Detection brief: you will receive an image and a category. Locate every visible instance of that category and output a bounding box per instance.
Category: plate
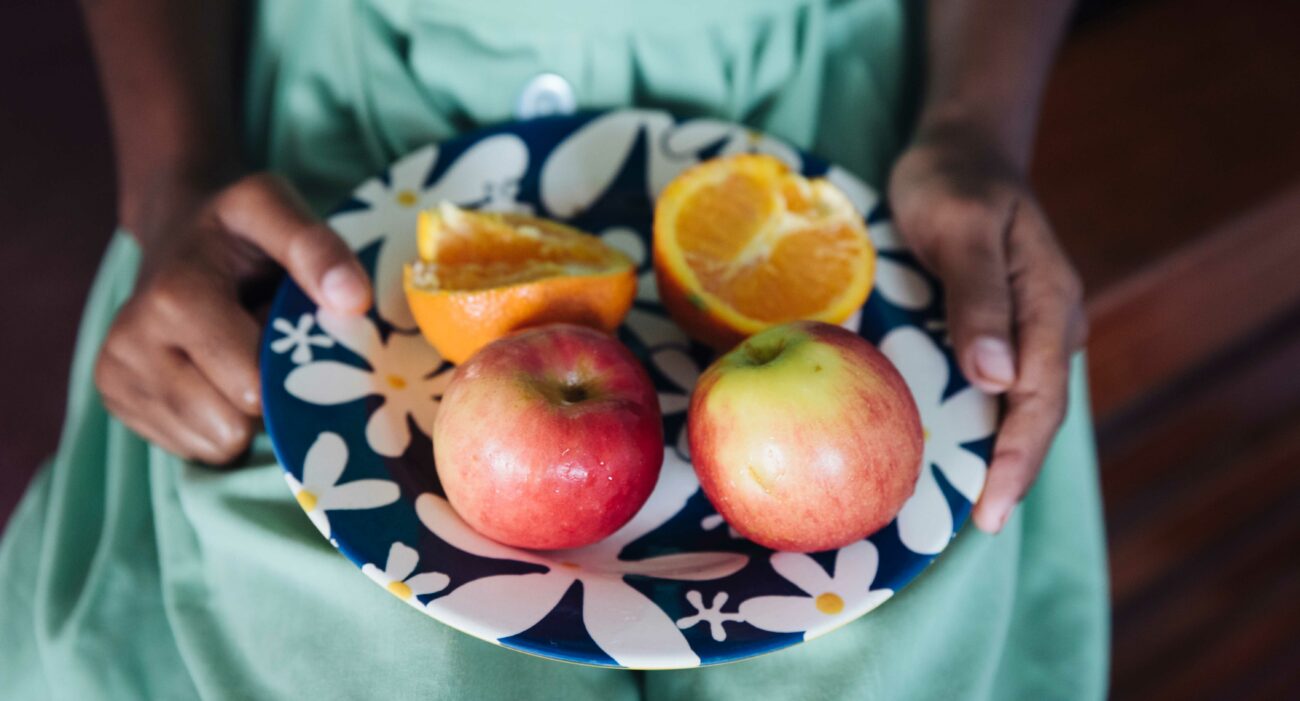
[260,110,998,669]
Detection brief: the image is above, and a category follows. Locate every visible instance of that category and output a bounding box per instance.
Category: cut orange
[403,203,636,364]
[653,154,875,351]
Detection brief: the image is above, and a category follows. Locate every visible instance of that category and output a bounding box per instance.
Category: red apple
[688,321,923,552]
[433,324,663,549]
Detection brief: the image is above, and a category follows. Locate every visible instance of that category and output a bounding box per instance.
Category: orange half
[404,203,636,364]
[652,153,875,351]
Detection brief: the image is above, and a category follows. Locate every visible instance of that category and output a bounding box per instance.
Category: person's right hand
[94,173,372,464]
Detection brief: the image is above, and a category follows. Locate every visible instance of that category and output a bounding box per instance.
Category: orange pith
[653,154,875,350]
[404,203,636,364]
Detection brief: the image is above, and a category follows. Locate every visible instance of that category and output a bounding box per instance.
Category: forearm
[79,0,241,232]
[920,0,1076,171]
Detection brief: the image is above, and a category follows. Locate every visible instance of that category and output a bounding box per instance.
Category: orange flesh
[414,207,627,291]
[670,165,871,324]
[404,204,637,364]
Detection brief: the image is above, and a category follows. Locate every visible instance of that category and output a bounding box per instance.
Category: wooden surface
[1034,0,1300,295]
[1100,310,1300,698]
[1031,0,1300,697]
[1084,183,1300,417]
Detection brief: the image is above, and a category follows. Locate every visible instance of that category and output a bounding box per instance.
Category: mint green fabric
[0,0,1108,698]
[244,0,921,212]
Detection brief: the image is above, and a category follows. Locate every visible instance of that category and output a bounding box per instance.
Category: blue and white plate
[260,110,998,669]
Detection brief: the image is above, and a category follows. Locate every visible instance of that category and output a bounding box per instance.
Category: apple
[433,324,664,549]
[688,321,923,552]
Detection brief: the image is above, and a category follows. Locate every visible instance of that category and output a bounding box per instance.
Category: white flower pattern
[362,541,451,607]
[285,310,452,458]
[285,432,401,538]
[881,326,999,554]
[700,514,743,539]
[541,111,801,219]
[826,167,935,311]
[328,136,532,328]
[676,591,744,642]
[649,346,697,459]
[600,219,701,460]
[738,541,893,639]
[262,111,998,668]
[415,454,748,668]
[599,226,658,303]
[270,313,335,364]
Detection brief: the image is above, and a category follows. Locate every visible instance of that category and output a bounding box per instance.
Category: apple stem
[559,384,589,404]
[744,340,786,366]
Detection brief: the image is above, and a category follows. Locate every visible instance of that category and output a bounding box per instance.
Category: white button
[515,73,577,120]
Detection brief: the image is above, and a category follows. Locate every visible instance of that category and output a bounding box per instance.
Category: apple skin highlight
[688,321,924,552]
[433,324,664,550]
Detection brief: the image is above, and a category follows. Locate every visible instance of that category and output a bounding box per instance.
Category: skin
[433,325,663,549]
[890,0,1088,532]
[689,322,923,552]
[84,0,1085,534]
[80,0,371,463]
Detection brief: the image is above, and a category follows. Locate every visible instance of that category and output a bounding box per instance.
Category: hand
[95,173,372,464]
[888,121,1088,533]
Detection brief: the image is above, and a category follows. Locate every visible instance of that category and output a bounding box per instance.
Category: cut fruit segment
[404,203,636,364]
[653,154,876,351]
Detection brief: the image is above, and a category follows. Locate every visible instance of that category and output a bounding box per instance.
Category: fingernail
[972,336,1016,391]
[321,265,369,313]
[974,506,1003,533]
[974,503,1010,534]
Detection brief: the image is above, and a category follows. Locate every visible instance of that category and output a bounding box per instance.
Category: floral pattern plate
[260,110,998,669]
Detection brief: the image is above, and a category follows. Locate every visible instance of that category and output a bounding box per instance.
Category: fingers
[96,351,218,459]
[93,170,352,464]
[972,202,1084,532]
[155,349,255,461]
[95,300,256,465]
[215,174,371,314]
[888,139,1084,533]
[145,264,263,415]
[974,389,1066,532]
[889,168,1021,394]
[930,198,1019,395]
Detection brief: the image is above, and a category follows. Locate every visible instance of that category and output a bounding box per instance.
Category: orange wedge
[653,154,875,351]
[403,203,636,364]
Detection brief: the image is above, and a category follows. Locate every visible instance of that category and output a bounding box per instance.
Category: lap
[0,236,637,700]
[645,357,1108,700]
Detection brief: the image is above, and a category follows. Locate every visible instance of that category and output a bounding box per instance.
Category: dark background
[2,1,1298,697]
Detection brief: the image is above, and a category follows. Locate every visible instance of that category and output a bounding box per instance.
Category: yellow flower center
[386,374,408,390]
[295,489,318,512]
[815,592,844,615]
[387,580,413,600]
[395,189,418,207]
[923,427,931,442]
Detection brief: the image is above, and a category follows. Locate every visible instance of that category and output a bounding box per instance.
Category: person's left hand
[887,120,1088,533]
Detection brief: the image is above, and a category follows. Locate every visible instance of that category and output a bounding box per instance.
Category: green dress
[0,0,1109,698]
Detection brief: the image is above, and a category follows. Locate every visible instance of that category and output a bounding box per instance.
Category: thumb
[933,213,1017,395]
[215,173,371,314]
